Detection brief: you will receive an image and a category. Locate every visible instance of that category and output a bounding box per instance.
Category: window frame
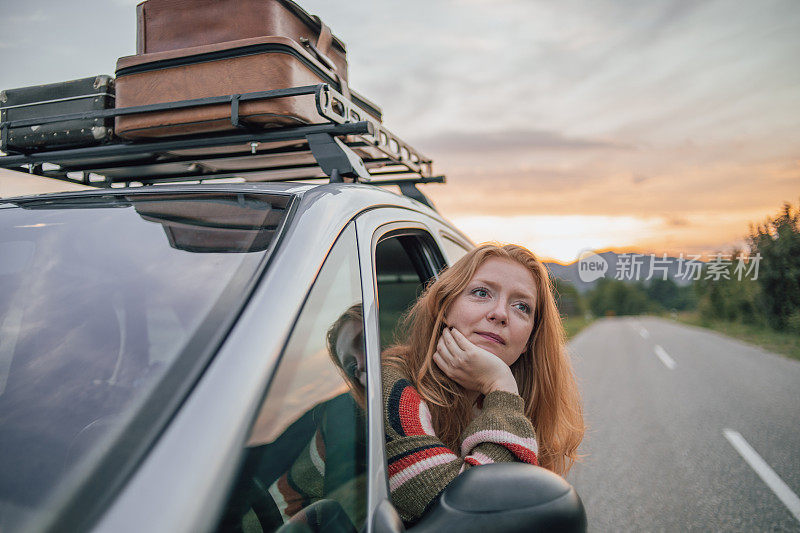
[354,209,448,529]
[438,231,472,265]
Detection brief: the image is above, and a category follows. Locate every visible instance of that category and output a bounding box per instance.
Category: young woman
[382,243,585,523]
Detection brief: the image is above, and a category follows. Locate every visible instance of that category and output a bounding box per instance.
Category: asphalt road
[566,316,800,532]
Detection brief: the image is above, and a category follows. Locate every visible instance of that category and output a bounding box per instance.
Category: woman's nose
[487,301,508,324]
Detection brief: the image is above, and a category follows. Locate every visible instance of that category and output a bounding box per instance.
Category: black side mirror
[409,463,586,533]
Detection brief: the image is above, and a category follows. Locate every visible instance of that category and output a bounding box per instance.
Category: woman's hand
[433,327,519,396]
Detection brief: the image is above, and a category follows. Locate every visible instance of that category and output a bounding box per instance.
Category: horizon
[454,203,792,263]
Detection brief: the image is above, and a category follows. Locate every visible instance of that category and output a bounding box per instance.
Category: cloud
[666,216,689,227]
[425,154,798,222]
[416,129,633,155]
[5,9,46,23]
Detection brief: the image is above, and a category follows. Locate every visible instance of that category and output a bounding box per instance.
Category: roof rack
[0,83,444,205]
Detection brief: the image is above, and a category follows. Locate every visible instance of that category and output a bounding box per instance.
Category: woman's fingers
[437,334,453,360]
[433,351,454,378]
[433,350,445,369]
[436,337,457,367]
[436,335,464,377]
[442,327,464,357]
[439,331,459,364]
[448,327,470,351]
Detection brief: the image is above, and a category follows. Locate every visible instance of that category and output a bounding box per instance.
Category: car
[1,61,585,532]
[0,178,586,533]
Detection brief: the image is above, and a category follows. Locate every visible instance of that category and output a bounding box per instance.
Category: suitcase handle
[305,17,350,102]
[301,16,338,73]
[299,37,336,72]
[313,16,333,55]
[300,32,350,101]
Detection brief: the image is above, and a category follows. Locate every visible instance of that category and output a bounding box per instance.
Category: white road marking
[639,328,650,339]
[654,345,676,369]
[723,429,800,524]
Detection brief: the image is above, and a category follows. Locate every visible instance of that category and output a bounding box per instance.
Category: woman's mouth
[477,332,506,345]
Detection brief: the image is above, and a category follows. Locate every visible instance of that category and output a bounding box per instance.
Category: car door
[354,207,457,531]
[208,206,459,533]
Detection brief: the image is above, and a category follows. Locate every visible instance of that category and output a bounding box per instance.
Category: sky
[1,0,798,262]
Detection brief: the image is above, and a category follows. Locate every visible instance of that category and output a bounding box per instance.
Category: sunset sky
[1,0,798,262]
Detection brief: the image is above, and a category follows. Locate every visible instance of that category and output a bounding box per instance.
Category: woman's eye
[514,302,531,314]
[342,357,357,376]
[471,288,489,298]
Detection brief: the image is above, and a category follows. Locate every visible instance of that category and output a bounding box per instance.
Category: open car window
[375,230,444,350]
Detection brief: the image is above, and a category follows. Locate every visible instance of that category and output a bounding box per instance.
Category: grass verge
[672,311,800,362]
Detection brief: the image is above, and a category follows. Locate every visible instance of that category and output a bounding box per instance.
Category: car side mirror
[408,463,587,533]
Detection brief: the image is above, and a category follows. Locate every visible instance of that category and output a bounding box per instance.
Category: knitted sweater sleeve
[382,365,538,523]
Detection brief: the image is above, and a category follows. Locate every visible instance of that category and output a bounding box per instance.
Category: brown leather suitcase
[114,36,380,139]
[136,0,348,81]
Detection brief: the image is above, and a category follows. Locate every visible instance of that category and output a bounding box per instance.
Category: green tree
[693,247,764,326]
[748,201,800,332]
[552,277,584,318]
[587,278,651,316]
[646,278,681,310]
[646,278,697,312]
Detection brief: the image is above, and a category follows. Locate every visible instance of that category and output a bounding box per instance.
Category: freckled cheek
[456,303,483,322]
[511,322,534,350]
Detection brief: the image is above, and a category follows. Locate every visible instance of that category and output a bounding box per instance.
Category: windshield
[0,191,291,531]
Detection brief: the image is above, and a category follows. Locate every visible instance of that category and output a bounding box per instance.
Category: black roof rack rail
[0,83,444,206]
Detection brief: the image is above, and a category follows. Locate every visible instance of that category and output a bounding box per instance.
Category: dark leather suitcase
[0,76,115,152]
[114,36,380,139]
[136,0,348,81]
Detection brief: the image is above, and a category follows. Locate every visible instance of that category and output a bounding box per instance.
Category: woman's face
[335,319,366,387]
[444,257,537,366]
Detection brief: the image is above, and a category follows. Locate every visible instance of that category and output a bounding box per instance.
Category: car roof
[1,181,464,236]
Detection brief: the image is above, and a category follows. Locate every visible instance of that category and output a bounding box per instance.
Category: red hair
[384,244,584,475]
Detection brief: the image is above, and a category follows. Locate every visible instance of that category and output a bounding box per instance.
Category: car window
[375,231,442,349]
[216,222,367,533]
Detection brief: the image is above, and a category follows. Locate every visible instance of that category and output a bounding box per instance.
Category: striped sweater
[263,393,367,530]
[382,365,539,524]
